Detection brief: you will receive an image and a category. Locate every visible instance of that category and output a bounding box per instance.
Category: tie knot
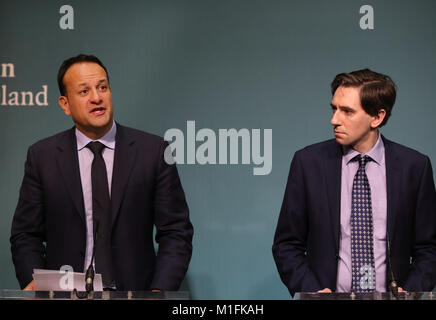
[86,141,105,155]
[355,154,371,168]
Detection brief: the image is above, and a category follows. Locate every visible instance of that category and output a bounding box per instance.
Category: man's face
[58,62,113,139]
[330,86,379,151]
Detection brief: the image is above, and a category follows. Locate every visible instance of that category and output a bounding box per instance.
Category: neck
[76,122,113,140]
[352,129,379,154]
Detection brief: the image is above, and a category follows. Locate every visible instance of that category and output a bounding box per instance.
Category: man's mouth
[90,107,106,115]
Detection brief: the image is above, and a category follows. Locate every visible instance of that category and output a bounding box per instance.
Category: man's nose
[89,89,102,104]
[331,110,340,126]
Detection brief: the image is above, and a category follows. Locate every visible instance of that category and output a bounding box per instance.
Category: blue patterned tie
[351,155,376,292]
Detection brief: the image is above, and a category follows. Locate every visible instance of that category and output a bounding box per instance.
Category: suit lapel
[56,127,86,224]
[382,136,400,241]
[324,141,343,252]
[110,123,137,229]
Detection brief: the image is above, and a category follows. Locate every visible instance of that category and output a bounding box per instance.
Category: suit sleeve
[10,147,46,289]
[151,140,193,290]
[272,151,322,296]
[403,156,436,291]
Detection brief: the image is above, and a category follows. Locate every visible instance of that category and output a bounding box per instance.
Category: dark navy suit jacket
[10,123,193,290]
[273,136,436,296]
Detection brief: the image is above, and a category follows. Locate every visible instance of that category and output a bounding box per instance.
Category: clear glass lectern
[295,291,435,300]
[0,289,189,300]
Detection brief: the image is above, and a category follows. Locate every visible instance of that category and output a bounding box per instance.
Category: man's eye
[99,85,107,91]
[80,89,88,95]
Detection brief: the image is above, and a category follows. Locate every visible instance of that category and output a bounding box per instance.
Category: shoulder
[117,123,162,141]
[27,128,74,153]
[294,139,340,159]
[382,136,430,164]
[116,123,167,152]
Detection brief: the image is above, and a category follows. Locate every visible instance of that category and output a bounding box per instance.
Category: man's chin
[75,118,113,138]
[334,136,348,146]
[89,115,113,128]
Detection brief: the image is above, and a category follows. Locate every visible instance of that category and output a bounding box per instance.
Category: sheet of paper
[32,269,103,291]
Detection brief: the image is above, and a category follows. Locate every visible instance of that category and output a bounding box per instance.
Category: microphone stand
[386,230,399,299]
[74,221,99,299]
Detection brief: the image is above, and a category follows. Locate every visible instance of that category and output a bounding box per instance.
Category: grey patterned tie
[351,155,376,292]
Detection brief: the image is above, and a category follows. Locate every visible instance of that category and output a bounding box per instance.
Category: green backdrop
[1,0,435,299]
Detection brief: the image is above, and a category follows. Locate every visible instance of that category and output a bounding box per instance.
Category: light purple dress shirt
[75,121,116,272]
[336,133,387,292]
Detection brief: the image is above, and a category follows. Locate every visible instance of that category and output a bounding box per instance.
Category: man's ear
[58,96,71,116]
[370,109,386,128]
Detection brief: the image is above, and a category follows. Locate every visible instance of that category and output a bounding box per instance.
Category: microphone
[74,220,99,299]
[386,230,399,298]
[86,220,99,293]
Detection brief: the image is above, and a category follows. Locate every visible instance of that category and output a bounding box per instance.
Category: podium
[0,289,189,300]
[295,291,436,300]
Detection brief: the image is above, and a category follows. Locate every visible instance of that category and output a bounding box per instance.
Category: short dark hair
[57,54,109,96]
[331,68,396,127]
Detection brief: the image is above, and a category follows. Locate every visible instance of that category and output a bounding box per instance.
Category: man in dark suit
[10,54,193,291]
[273,69,436,296]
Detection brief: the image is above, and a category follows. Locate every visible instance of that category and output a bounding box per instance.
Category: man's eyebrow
[331,103,353,110]
[339,106,354,111]
[77,79,107,87]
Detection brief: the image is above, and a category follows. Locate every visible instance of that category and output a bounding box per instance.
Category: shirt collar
[342,132,384,166]
[76,121,116,151]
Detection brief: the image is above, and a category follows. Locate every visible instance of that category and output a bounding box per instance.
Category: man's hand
[23,280,37,291]
[398,287,406,293]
